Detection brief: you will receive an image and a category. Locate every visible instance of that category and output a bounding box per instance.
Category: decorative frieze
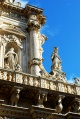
[1,10,27,22]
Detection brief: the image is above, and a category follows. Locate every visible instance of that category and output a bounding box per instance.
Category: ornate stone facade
[0,0,80,119]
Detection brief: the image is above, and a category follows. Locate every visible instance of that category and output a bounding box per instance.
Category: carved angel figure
[51,47,61,70]
[4,48,18,70]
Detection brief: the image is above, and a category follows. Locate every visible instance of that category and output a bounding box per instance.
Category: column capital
[30,58,41,66]
[27,15,41,30]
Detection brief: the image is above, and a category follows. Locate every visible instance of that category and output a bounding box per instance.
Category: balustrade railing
[0,68,80,96]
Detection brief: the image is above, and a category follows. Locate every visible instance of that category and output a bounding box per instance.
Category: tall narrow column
[28,15,41,76]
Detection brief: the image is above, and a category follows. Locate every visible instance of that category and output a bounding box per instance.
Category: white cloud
[41,25,55,37]
[40,25,48,33]
[47,30,55,37]
[30,0,40,7]
[15,0,28,7]
[67,73,77,84]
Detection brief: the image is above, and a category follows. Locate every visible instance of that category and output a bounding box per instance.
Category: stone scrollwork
[5,0,21,7]
[27,15,40,30]
[39,63,50,78]
[3,35,22,48]
[30,58,41,66]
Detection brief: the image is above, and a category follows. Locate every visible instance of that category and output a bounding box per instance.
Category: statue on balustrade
[4,48,18,70]
[51,47,62,71]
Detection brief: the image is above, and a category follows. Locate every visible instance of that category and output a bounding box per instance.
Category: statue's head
[54,47,58,53]
[10,47,14,51]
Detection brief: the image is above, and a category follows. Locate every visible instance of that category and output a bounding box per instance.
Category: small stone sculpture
[56,96,63,113]
[15,64,22,72]
[14,2,21,7]
[10,89,20,106]
[51,47,62,71]
[37,93,47,108]
[74,77,80,84]
[4,48,18,70]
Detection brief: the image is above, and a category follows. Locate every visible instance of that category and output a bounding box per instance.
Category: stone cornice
[0,104,29,118]
[25,5,46,25]
[0,2,46,25]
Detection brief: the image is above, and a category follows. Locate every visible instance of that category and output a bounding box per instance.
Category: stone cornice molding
[25,4,46,25]
[0,104,29,118]
[0,23,26,38]
[0,2,46,26]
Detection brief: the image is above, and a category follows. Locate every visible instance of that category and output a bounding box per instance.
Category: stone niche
[0,34,28,72]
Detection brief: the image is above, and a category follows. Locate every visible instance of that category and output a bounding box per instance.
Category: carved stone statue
[4,48,18,70]
[10,89,20,106]
[74,77,80,84]
[14,2,21,7]
[56,95,64,113]
[37,93,47,108]
[51,47,62,71]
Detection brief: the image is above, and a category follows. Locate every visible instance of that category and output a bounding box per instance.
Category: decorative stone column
[27,15,41,76]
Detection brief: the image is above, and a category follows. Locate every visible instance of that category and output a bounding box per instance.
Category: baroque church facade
[0,0,80,119]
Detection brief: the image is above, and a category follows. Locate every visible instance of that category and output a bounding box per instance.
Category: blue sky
[15,0,80,82]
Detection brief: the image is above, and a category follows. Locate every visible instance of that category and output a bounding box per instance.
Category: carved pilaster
[27,15,41,76]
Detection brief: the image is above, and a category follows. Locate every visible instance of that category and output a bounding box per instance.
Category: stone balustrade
[0,68,80,96]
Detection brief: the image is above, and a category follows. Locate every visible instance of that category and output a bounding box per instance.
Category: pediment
[6,27,26,38]
[0,24,26,38]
